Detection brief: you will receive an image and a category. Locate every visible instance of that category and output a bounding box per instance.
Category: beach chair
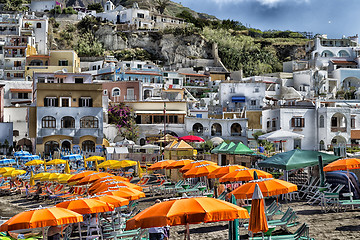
[299,177,319,199]
[266,203,282,220]
[177,182,204,194]
[245,208,295,229]
[321,192,340,213]
[307,184,344,205]
[251,223,312,240]
[163,180,184,194]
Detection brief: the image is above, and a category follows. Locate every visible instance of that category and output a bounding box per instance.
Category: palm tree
[154,0,170,14]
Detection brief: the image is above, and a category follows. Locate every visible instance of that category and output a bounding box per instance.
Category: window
[351,116,356,129]
[60,97,71,107]
[126,88,134,100]
[137,64,142,69]
[18,92,28,99]
[137,13,144,18]
[44,97,58,107]
[36,23,41,28]
[163,73,168,77]
[42,116,56,128]
[38,77,45,83]
[291,117,305,128]
[61,116,75,128]
[153,115,164,123]
[58,60,68,66]
[79,97,93,107]
[126,63,130,68]
[272,120,276,128]
[80,116,99,128]
[331,117,337,127]
[47,77,55,83]
[294,139,302,149]
[82,140,95,152]
[319,115,325,128]
[196,114,202,118]
[112,88,120,96]
[254,88,259,93]
[250,100,257,106]
[267,121,270,128]
[173,78,179,85]
[168,115,178,123]
[75,78,83,84]
[92,65,97,70]
[13,130,19,137]
[230,87,235,93]
[103,89,108,95]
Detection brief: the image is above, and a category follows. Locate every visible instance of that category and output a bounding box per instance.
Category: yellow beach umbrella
[25,160,45,166]
[33,172,50,180]
[0,167,15,174]
[44,161,47,172]
[111,160,137,169]
[85,156,105,162]
[98,160,120,169]
[3,170,26,178]
[83,155,87,169]
[65,161,71,174]
[46,159,67,165]
[57,174,72,184]
[41,173,61,182]
[30,171,35,186]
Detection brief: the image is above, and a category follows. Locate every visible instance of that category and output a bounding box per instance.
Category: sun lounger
[250,223,312,240]
[177,182,203,194]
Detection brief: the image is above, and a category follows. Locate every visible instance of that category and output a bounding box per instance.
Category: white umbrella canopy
[258,129,304,141]
[210,137,224,146]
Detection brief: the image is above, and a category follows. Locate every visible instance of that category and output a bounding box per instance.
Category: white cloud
[211,0,309,7]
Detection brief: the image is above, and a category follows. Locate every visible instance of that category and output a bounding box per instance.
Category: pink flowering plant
[108,103,139,141]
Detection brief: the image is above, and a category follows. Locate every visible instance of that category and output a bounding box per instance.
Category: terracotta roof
[331,60,357,65]
[351,130,360,139]
[10,88,31,93]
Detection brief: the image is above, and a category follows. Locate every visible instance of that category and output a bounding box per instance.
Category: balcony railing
[331,127,347,132]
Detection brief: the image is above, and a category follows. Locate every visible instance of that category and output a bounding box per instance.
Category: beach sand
[1,193,360,239]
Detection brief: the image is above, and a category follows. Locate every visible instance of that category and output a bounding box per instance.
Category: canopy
[148,160,175,171]
[62,154,83,161]
[171,140,194,150]
[14,150,31,157]
[258,129,304,141]
[217,142,236,154]
[209,137,224,146]
[258,149,340,170]
[0,159,16,165]
[25,160,44,166]
[178,135,205,142]
[228,142,254,155]
[211,142,228,154]
[323,158,360,172]
[56,198,114,215]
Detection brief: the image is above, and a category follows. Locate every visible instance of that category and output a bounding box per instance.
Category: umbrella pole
[78,222,82,240]
[185,223,190,240]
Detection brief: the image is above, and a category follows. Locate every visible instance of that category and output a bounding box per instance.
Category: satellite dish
[62,68,68,73]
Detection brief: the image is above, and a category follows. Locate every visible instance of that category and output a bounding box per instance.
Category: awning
[135,110,186,114]
[232,96,245,102]
[351,130,360,139]
[10,88,31,93]
[106,147,129,154]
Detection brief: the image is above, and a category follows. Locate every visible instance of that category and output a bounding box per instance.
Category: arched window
[112,88,120,96]
[36,22,41,28]
[192,123,203,135]
[80,116,99,128]
[44,141,59,155]
[61,116,75,128]
[319,140,325,151]
[319,115,325,128]
[29,59,43,66]
[61,140,71,150]
[321,50,334,57]
[231,123,242,136]
[82,140,95,152]
[42,116,56,128]
[211,123,222,136]
[338,50,350,57]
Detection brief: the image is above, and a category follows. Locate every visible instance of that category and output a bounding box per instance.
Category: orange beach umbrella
[102,188,145,200]
[183,164,220,178]
[220,169,273,183]
[0,207,83,231]
[207,165,247,179]
[180,160,217,173]
[248,184,268,235]
[165,159,194,169]
[323,158,360,172]
[91,176,130,185]
[92,195,129,208]
[67,171,97,183]
[76,172,114,185]
[231,178,297,199]
[125,197,249,234]
[89,180,142,193]
[148,160,176,171]
[56,198,114,215]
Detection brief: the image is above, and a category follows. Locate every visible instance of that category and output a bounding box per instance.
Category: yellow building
[28,72,103,156]
[25,50,81,80]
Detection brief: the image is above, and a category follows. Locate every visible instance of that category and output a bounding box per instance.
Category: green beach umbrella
[218,142,236,154]
[228,142,254,155]
[211,142,228,154]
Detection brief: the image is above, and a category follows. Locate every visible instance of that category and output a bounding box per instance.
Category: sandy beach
[1,189,360,239]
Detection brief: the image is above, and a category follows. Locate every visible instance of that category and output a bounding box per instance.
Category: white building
[29,0,56,12]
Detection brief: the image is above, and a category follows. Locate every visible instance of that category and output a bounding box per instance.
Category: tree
[74,32,104,57]
[108,103,139,142]
[3,0,27,11]
[154,0,170,14]
[88,3,104,13]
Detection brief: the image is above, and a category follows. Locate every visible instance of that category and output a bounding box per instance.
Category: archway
[319,140,325,150]
[338,50,350,57]
[61,140,71,151]
[44,141,59,155]
[144,90,152,99]
[321,50,334,57]
[211,123,222,136]
[231,123,242,136]
[82,140,95,152]
[192,123,203,135]
[331,113,347,132]
[331,136,347,145]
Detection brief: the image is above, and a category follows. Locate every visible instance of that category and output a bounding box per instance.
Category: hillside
[61,0,216,19]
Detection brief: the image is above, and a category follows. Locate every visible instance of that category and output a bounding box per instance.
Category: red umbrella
[178,135,205,142]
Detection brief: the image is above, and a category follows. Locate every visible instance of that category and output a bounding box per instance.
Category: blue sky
[173,0,359,38]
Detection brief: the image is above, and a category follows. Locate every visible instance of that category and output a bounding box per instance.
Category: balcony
[224,107,242,113]
[331,127,347,132]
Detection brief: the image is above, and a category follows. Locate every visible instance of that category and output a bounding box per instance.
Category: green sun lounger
[250,223,313,240]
